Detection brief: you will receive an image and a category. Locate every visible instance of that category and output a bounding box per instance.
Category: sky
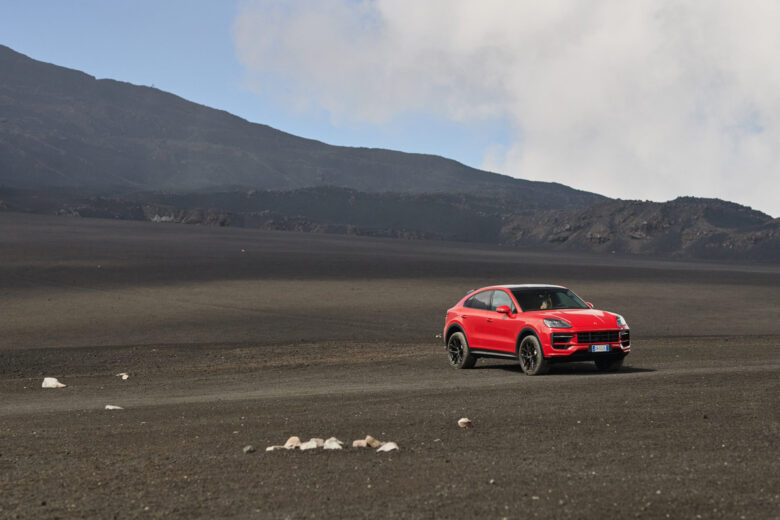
[1,0,778,217]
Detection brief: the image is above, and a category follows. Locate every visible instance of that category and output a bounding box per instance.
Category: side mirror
[586,302,594,308]
[496,305,511,315]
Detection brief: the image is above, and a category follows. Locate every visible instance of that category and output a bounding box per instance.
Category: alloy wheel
[520,340,538,372]
[447,336,464,366]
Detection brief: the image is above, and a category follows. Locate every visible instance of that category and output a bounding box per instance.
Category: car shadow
[473,361,655,375]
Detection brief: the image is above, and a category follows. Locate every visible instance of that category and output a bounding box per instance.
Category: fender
[444,323,466,347]
[515,326,542,355]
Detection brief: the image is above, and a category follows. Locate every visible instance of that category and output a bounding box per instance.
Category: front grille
[551,333,575,349]
[577,330,620,344]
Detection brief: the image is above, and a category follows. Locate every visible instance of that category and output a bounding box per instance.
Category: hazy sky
[1,1,778,216]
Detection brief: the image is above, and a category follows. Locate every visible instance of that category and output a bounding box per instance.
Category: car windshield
[510,288,589,311]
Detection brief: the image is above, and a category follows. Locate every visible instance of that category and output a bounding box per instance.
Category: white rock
[323,438,343,450]
[42,377,66,389]
[116,372,129,380]
[243,445,256,454]
[352,439,368,448]
[458,417,472,428]
[284,436,301,449]
[300,440,319,451]
[310,438,325,447]
[104,405,124,410]
[377,442,399,452]
[365,435,382,448]
[265,445,285,452]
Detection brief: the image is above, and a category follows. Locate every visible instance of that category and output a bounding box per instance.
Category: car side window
[490,290,515,312]
[464,290,492,310]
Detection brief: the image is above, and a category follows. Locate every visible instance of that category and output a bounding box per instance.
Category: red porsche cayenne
[443,285,630,375]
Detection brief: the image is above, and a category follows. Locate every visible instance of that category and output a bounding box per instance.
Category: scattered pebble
[284,436,301,450]
[42,377,66,389]
[265,446,285,452]
[116,372,129,380]
[458,418,472,428]
[243,445,256,454]
[104,405,124,410]
[352,439,368,448]
[323,437,344,450]
[377,442,399,452]
[365,435,382,448]
[300,439,319,451]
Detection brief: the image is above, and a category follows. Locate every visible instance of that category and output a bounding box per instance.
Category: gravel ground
[1,213,778,519]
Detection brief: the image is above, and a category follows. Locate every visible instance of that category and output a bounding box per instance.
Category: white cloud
[234,0,780,216]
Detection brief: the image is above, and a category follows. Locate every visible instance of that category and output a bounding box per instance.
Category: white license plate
[590,344,611,353]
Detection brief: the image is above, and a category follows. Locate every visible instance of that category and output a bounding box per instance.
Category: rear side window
[490,290,516,312]
[464,290,492,310]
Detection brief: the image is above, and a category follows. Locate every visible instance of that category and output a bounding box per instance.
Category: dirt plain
[0,212,778,519]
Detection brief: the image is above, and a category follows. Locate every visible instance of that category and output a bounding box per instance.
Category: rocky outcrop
[501,198,779,262]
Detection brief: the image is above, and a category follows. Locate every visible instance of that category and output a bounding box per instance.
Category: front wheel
[595,356,624,372]
[447,332,476,369]
[518,335,549,375]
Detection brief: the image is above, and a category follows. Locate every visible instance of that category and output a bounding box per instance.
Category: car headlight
[544,318,572,328]
[616,315,628,327]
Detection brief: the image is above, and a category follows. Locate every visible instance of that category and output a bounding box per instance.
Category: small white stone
[42,377,66,389]
[116,372,129,380]
[300,440,319,451]
[284,436,301,450]
[243,445,256,454]
[352,439,368,448]
[365,435,382,448]
[104,405,124,410]
[323,438,343,450]
[377,442,399,452]
[265,445,285,452]
[458,418,472,428]
[310,438,325,447]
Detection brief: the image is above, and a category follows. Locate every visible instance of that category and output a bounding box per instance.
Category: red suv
[443,285,630,375]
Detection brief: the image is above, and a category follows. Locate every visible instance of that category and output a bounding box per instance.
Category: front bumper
[544,328,631,358]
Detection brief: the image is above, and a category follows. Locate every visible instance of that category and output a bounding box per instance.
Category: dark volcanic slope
[502,197,780,262]
[0,44,601,207]
[1,214,778,518]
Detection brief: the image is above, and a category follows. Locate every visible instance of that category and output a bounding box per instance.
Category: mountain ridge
[0,44,602,208]
[0,43,777,262]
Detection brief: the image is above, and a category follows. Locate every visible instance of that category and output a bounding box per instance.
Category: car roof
[493,284,566,290]
[466,284,566,295]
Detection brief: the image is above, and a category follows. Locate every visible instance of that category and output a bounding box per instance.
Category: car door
[460,290,493,349]
[483,289,520,352]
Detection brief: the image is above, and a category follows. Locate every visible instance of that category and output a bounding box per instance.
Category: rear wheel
[595,356,624,372]
[447,332,476,369]
[518,335,549,375]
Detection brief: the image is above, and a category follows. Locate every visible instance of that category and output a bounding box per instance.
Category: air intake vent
[551,333,575,349]
[577,330,620,343]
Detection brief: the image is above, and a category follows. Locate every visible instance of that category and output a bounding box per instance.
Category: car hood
[535,309,619,329]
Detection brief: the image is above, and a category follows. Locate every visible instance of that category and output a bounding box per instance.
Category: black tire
[518,335,549,375]
[594,356,624,372]
[447,332,476,369]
